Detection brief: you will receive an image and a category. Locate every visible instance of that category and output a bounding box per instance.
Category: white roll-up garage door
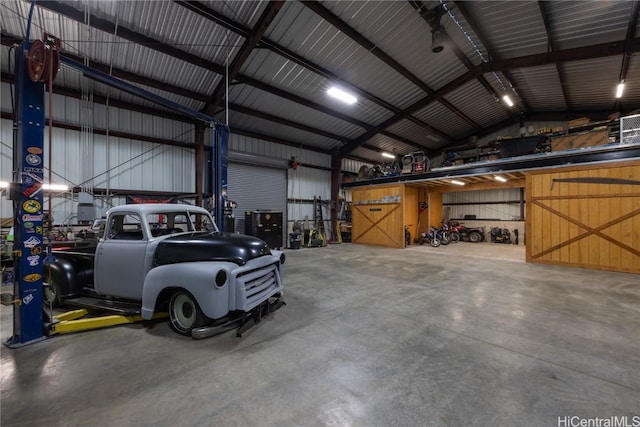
[227,162,287,244]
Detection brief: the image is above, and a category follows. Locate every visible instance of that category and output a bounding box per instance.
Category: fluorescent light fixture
[327,87,357,105]
[42,183,69,191]
[450,179,465,186]
[502,95,514,107]
[616,82,625,98]
[381,152,396,159]
[494,175,507,182]
[0,181,9,188]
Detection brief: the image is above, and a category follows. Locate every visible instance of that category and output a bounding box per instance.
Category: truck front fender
[141,261,239,320]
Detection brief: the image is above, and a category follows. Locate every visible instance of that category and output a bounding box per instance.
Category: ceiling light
[502,95,514,107]
[494,175,507,182]
[381,152,395,159]
[327,87,357,105]
[431,30,445,53]
[42,183,69,191]
[450,179,465,186]
[616,82,625,98]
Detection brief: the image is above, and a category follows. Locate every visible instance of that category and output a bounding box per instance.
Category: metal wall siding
[547,1,632,50]
[443,188,522,221]
[227,132,331,169]
[508,65,567,111]
[287,166,331,223]
[341,158,372,174]
[443,79,509,128]
[227,111,342,151]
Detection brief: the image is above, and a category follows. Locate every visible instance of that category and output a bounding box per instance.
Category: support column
[330,149,341,241]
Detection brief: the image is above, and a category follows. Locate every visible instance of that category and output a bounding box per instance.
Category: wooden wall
[352,184,418,248]
[526,160,640,274]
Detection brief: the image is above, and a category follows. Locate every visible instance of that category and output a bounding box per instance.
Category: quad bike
[449,221,485,243]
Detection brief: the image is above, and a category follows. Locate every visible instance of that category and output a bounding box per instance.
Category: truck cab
[45,204,285,337]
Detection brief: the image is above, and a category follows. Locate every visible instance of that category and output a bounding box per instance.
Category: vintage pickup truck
[43,203,285,338]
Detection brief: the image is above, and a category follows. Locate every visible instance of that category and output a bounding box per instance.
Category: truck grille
[235,263,282,311]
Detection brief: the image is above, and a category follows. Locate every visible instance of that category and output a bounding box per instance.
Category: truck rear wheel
[43,280,62,308]
[169,290,205,336]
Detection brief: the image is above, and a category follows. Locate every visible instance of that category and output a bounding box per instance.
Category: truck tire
[43,280,62,308]
[169,290,206,336]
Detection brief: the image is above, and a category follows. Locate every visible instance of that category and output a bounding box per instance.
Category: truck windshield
[146,211,218,235]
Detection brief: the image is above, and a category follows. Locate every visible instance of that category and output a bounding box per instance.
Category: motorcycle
[417,226,441,247]
[448,221,485,243]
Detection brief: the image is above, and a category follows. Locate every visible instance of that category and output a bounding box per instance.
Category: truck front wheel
[168,290,206,335]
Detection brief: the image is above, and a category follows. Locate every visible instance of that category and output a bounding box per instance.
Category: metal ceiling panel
[508,65,567,111]
[199,0,270,28]
[240,48,393,126]
[226,109,342,151]
[316,1,470,92]
[456,1,547,60]
[385,120,445,150]
[563,57,624,110]
[620,55,640,106]
[365,133,424,157]
[348,146,380,163]
[546,1,632,50]
[413,102,477,145]
[264,1,424,110]
[227,83,365,140]
[444,79,510,128]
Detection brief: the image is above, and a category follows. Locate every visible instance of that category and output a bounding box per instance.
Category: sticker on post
[22,294,34,305]
[23,236,41,248]
[23,200,41,213]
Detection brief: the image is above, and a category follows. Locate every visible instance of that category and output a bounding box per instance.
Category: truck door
[94,212,147,300]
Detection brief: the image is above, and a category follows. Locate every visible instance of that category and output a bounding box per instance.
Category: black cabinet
[245,211,283,249]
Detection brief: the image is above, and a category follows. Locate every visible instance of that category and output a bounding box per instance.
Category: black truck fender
[44,251,95,302]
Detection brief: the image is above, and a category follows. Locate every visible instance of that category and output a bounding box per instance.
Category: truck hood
[154,232,272,266]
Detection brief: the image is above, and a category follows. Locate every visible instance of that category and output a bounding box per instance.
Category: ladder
[313,196,325,236]
[309,196,326,246]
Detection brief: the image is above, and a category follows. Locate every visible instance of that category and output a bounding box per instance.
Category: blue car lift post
[4,37,47,347]
[4,21,229,345]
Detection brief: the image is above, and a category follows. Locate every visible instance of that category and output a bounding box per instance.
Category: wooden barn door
[352,184,405,248]
[526,160,640,274]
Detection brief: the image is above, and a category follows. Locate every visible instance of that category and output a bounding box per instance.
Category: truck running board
[191,297,286,340]
[64,296,142,315]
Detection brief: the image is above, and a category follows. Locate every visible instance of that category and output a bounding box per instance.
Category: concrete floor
[1,242,639,427]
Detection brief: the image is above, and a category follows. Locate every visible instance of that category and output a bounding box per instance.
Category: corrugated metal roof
[458,1,548,60]
[1,0,638,165]
[227,82,365,140]
[240,48,393,126]
[508,64,567,112]
[443,79,510,128]
[563,57,624,110]
[547,1,632,50]
[413,102,477,144]
[264,2,424,110]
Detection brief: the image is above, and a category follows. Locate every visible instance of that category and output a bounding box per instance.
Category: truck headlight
[215,270,227,288]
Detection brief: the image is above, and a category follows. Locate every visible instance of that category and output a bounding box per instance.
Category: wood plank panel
[527,160,640,274]
[352,184,404,248]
